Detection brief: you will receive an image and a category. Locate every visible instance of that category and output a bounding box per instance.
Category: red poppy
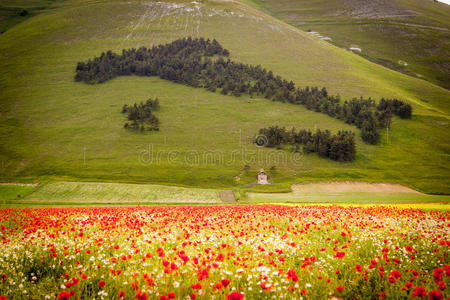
[213,282,223,291]
[191,283,202,290]
[433,268,443,282]
[287,268,298,282]
[98,280,105,288]
[428,290,443,300]
[227,292,244,300]
[58,291,71,300]
[391,270,402,279]
[412,286,427,298]
[221,279,231,287]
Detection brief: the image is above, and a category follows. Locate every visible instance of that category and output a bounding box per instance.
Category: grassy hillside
[244,0,450,89]
[0,0,449,193]
[0,184,36,201]
[0,0,65,33]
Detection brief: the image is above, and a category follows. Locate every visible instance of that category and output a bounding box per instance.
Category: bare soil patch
[292,181,423,194]
[0,182,39,187]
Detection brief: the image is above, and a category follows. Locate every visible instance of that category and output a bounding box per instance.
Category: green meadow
[0,184,36,201]
[248,191,450,205]
[1,181,220,204]
[0,0,449,194]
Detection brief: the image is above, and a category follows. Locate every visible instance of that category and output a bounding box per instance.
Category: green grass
[0,0,66,33]
[248,191,450,205]
[9,181,221,204]
[0,0,449,193]
[0,184,36,203]
[243,0,450,89]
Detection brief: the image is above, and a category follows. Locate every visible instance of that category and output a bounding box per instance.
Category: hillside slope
[0,0,449,193]
[244,0,450,89]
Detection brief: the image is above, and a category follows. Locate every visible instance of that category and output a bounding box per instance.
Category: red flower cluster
[0,205,447,299]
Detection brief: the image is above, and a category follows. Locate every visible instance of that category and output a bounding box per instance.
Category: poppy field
[0,205,448,299]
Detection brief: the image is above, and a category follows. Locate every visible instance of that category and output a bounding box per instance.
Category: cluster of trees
[377,98,412,119]
[75,37,413,144]
[75,37,228,84]
[122,98,160,131]
[257,126,356,162]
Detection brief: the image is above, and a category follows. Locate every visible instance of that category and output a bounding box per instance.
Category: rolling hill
[0,0,449,193]
[243,0,450,89]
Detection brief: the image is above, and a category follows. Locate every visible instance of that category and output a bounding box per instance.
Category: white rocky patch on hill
[121,1,285,44]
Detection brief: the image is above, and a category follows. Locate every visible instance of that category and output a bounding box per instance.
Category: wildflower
[221,279,231,287]
[191,283,202,290]
[156,248,164,257]
[197,269,209,280]
[391,270,402,279]
[428,290,443,300]
[98,280,105,288]
[58,291,71,300]
[287,269,298,282]
[227,291,244,300]
[412,286,427,298]
[213,282,223,291]
[336,286,343,293]
[433,268,443,283]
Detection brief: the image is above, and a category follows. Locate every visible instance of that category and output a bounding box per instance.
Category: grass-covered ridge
[244,0,450,89]
[0,0,449,193]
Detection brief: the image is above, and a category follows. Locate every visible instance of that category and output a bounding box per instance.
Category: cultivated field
[6,181,221,205]
[2,181,449,207]
[249,182,450,205]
